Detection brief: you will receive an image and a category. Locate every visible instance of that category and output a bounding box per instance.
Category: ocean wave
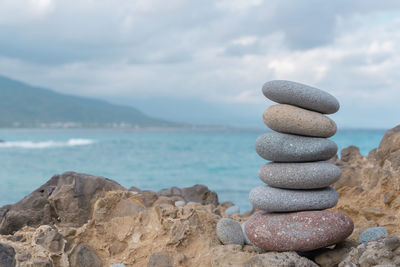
[0,139,95,149]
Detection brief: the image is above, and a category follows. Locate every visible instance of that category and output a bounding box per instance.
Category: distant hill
[0,75,174,128]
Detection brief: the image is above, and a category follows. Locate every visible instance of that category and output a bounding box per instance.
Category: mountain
[0,75,173,128]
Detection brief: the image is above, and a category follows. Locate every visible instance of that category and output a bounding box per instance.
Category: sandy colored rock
[263,104,337,137]
[331,125,400,240]
[0,188,241,266]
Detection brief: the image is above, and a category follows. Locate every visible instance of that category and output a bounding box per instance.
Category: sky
[0,0,400,128]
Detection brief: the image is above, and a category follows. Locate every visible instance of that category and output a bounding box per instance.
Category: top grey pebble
[262,80,340,114]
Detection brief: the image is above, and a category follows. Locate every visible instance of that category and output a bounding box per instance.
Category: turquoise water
[0,128,385,212]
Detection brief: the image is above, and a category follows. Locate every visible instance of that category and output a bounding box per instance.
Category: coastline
[0,125,399,266]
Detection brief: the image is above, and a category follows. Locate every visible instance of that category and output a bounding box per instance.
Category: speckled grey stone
[111,264,126,267]
[255,132,338,162]
[258,162,341,189]
[262,80,340,114]
[359,227,388,243]
[225,205,240,216]
[216,218,244,245]
[249,185,338,212]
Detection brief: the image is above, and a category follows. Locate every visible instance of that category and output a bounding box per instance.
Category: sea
[0,128,386,212]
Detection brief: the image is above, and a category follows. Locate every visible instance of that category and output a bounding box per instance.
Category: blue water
[0,128,385,211]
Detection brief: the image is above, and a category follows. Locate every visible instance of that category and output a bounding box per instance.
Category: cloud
[0,0,400,127]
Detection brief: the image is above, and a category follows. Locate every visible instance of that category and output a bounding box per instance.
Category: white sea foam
[0,139,94,149]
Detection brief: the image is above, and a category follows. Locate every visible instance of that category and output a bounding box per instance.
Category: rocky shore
[1,126,400,266]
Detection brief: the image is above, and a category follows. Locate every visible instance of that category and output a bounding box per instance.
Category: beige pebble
[263,104,337,137]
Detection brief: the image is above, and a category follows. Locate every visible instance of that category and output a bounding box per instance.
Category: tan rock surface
[332,125,400,241]
[0,190,254,266]
[263,104,337,137]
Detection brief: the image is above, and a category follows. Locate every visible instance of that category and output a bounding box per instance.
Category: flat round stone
[216,218,244,245]
[255,132,338,162]
[263,104,337,138]
[249,185,338,212]
[262,80,340,114]
[245,210,354,251]
[258,162,341,189]
[359,227,388,243]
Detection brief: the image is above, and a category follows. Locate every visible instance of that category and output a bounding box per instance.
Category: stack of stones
[244,80,354,252]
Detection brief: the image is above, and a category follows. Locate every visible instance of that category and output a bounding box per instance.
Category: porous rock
[0,172,125,234]
[35,225,65,253]
[339,236,400,266]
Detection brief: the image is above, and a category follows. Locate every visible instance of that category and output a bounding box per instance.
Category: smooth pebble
[245,210,354,251]
[174,201,185,207]
[359,227,388,243]
[258,162,341,189]
[255,132,338,162]
[263,104,337,138]
[216,218,244,245]
[249,185,338,212]
[262,80,340,114]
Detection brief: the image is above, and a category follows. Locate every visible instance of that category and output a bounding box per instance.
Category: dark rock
[158,186,182,197]
[15,252,31,262]
[157,184,218,206]
[139,190,158,207]
[128,186,141,193]
[368,148,377,161]
[0,172,125,234]
[32,259,52,267]
[314,240,357,267]
[6,235,25,243]
[147,253,173,267]
[69,244,103,267]
[0,243,16,267]
[250,252,318,267]
[35,226,65,253]
[340,146,362,162]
